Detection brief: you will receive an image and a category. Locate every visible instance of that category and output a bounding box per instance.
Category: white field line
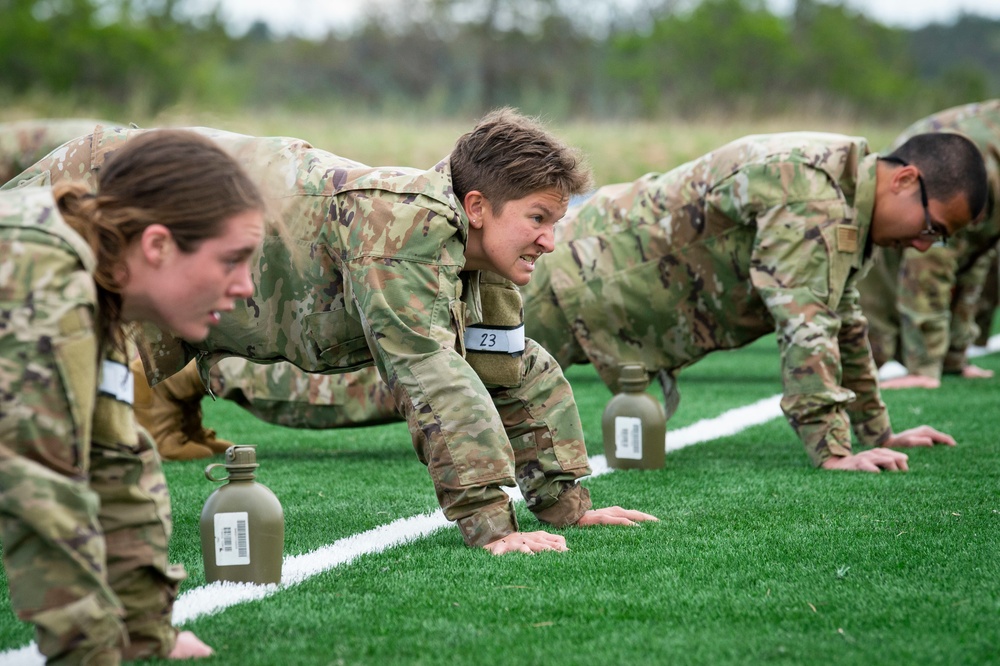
[0,393,784,664]
[4,335,998,664]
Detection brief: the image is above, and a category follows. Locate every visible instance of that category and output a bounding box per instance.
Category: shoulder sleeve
[735,164,869,466]
[344,198,519,546]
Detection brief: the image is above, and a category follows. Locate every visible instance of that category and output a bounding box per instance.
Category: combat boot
[131,358,233,461]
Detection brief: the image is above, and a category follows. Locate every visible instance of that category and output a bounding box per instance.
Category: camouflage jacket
[0,187,187,660]
[541,132,891,466]
[880,101,1000,377]
[0,186,100,457]
[5,125,588,545]
[0,119,115,186]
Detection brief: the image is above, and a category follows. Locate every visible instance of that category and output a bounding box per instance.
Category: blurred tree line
[2,0,998,120]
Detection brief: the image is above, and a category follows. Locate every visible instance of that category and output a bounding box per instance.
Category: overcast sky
[202,0,1000,39]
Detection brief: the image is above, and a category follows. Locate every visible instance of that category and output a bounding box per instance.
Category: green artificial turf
[1,338,998,665]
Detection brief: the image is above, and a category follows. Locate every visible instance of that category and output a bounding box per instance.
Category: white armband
[464,324,525,355]
[98,359,134,405]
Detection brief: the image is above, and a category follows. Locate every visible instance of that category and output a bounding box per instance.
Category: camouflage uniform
[859,100,1000,378]
[6,125,592,548]
[0,188,183,664]
[0,119,115,186]
[974,253,998,345]
[519,132,891,467]
[208,357,399,429]
[2,121,399,437]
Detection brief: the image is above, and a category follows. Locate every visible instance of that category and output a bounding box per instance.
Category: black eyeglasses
[880,156,950,242]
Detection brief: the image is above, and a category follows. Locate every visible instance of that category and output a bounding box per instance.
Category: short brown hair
[450,108,592,214]
[55,129,263,350]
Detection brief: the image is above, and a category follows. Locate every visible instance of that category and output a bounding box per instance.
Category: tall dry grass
[2,105,903,186]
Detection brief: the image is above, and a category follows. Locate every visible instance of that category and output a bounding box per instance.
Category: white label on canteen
[615,416,643,460]
[214,511,250,566]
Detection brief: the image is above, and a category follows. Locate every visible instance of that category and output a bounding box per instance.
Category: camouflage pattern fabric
[519,132,892,467]
[974,253,999,345]
[859,100,1000,378]
[209,357,399,429]
[0,187,182,664]
[6,125,592,548]
[0,119,116,186]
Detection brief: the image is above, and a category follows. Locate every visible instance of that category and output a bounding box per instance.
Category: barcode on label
[237,519,248,558]
[214,512,251,566]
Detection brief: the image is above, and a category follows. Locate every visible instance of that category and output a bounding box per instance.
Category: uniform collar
[852,153,879,266]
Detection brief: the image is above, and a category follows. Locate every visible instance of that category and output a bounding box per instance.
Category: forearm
[781,334,890,464]
[838,293,891,445]
[448,487,520,548]
[490,341,592,526]
[392,349,522,545]
[768,288,857,465]
[781,393,854,466]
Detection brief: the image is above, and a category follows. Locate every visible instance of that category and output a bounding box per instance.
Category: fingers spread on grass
[576,506,659,527]
[822,449,908,473]
[483,531,568,555]
[890,425,957,448]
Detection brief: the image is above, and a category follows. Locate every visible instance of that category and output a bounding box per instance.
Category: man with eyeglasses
[519,130,987,472]
[860,100,1000,389]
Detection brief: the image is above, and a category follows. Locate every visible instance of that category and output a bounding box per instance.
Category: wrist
[457,502,518,548]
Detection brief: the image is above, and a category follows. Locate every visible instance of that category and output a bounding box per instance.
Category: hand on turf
[168,631,214,659]
[961,364,994,379]
[821,448,909,472]
[576,506,659,527]
[885,425,956,449]
[879,374,940,390]
[483,531,569,555]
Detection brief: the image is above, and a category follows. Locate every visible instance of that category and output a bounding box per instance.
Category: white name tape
[98,359,134,405]
[464,324,525,355]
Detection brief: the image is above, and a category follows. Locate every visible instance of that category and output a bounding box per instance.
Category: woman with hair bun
[0,129,264,663]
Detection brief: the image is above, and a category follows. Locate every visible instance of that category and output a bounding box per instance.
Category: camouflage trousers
[0,437,184,665]
[974,253,999,346]
[207,357,401,429]
[0,238,181,665]
[860,244,996,378]
[521,256,682,418]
